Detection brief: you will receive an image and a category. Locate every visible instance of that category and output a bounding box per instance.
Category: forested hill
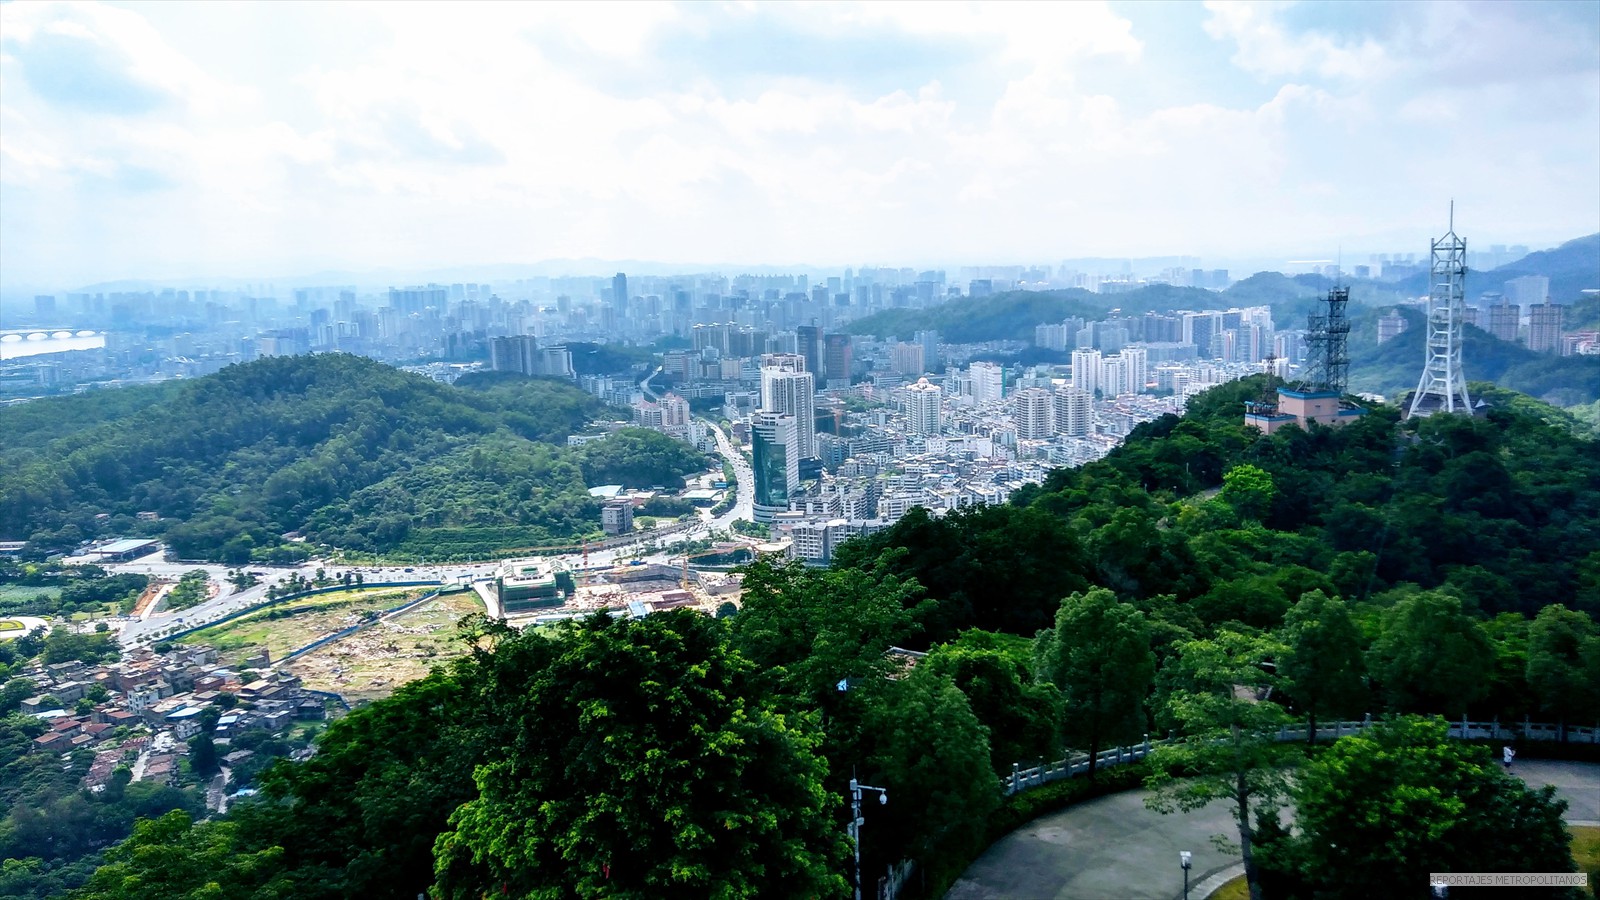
[1348,307,1600,407]
[834,379,1600,644]
[0,354,706,562]
[844,277,1412,344]
[1393,232,1600,302]
[845,286,1221,342]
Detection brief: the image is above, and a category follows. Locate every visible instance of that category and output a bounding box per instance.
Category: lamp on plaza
[1180,850,1193,900]
[846,775,889,900]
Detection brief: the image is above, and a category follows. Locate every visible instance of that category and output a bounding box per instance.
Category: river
[0,331,106,360]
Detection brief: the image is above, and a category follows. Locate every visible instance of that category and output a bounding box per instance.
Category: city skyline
[2,1,1597,291]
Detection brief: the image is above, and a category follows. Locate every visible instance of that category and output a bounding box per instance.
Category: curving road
[945,760,1600,900]
[706,420,754,529]
[103,423,754,647]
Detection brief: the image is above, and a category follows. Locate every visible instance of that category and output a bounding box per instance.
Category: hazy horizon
[2,1,1597,290]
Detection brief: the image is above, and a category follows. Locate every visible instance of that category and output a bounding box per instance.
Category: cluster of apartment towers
[1246,211,1480,434]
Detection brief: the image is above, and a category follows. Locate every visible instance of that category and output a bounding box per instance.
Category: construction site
[487,548,752,626]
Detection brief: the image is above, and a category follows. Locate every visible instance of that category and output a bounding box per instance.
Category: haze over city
[2,0,1598,293]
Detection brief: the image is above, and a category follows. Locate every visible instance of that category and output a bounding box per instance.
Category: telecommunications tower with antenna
[1407,205,1472,417]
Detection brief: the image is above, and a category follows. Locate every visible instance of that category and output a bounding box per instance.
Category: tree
[70,810,294,900]
[1367,590,1491,717]
[248,670,482,900]
[1220,464,1276,522]
[1525,604,1600,734]
[728,556,928,707]
[1276,591,1367,743]
[432,611,848,900]
[1145,631,1293,900]
[1267,716,1580,900]
[187,733,218,777]
[0,678,36,714]
[856,666,999,881]
[922,634,1061,775]
[1034,589,1154,775]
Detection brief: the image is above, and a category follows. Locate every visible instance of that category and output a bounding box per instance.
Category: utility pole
[847,774,888,900]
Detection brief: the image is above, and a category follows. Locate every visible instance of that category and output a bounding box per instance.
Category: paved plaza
[946,760,1600,900]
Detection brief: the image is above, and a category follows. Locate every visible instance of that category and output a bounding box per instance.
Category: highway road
[706,420,755,529]
[103,421,757,647]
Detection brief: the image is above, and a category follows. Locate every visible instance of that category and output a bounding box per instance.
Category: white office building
[970,361,1005,405]
[1072,348,1102,396]
[760,366,816,458]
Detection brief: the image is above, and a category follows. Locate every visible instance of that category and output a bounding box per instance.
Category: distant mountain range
[1392,232,1599,302]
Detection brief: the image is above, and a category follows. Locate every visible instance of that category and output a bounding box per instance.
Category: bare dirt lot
[282,589,485,703]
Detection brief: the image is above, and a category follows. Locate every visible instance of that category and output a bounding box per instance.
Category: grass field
[177,586,437,665]
[284,588,485,703]
[1574,825,1598,897]
[0,584,59,603]
[0,620,24,633]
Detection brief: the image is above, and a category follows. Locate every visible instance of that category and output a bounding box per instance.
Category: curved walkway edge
[946,760,1599,900]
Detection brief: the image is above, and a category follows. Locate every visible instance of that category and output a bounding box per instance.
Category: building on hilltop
[1246,286,1365,435]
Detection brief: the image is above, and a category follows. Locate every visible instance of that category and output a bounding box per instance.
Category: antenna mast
[1407,205,1472,417]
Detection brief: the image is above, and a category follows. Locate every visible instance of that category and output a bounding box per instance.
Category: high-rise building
[905,377,943,435]
[1487,300,1519,343]
[1035,322,1070,352]
[1101,357,1127,398]
[1014,388,1053,440]
[751,412,798,523]
[1121,346,1149,394]
[34,295,56,319]
[1527,303,1563,354]
[761,363,816,458]
[660,392,691,428]
[914,330,941,370]
[1183,312,1223,359]
[1377,312,1408,344]
[1504,275,1549,316]
[796,325,822,381]
[1053,387,1093,437]
[490,335,572,378]
[890,341,925,376]
[970,361,1004,405]
[1071,348,1101,396]
[490,334,538,373]
[612,273,629,319]
[823,334,853,389]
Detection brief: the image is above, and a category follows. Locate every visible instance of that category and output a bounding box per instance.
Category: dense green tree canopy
[1264,716,1580,900]
[1276,590,1367,743]
[576,427,711,490]
[0,355,620,559]
[1035,589,1154,774]
[432,611,847,900]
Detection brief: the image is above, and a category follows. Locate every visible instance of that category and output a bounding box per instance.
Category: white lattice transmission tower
[1408,207,1472,417]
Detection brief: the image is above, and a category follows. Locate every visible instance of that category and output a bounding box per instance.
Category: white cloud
[0,0,1594,285]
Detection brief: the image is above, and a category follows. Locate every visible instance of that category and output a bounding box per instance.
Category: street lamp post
[1180,850,1192,900]
[847,776,888,900]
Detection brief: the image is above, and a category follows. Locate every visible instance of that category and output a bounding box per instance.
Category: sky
[1,0,1597,288]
